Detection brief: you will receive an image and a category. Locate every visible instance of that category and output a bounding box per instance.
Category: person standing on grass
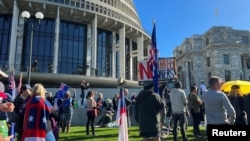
[124,88,133,127]
[134,81,165,141]
[22,83,56,141]
[188,85,203,137]
[164,88,172,134]
[86,91,97,136]
[203,76,236,136]
[61,91,74,133]
[228,85,247,125]
[169,81,188,141]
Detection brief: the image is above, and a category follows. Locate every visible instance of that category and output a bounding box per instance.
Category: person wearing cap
[12,84,32,141]
[228,85,247,125]
[169,81,188,141]
[203,76,236,136]
[134,81,164,141]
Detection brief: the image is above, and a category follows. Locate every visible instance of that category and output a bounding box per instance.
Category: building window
[206,38,209,45]
[206,57,210,67]
[225,70,231,81]
[223,54,230,64]
[246,58,250,69]
[242,36,248,44]
[132,57,138,80]
[207,72,211,81]
[0,15,12,70]
[58,21,87,75]
[22,18,55,73]
[97,28,112,77]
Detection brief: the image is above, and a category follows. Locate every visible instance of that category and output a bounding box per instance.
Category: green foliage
[59,126,207,141]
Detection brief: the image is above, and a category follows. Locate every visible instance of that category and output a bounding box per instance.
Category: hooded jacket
[134,89,164,133]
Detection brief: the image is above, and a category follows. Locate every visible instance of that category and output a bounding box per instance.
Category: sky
[133,0,250,57]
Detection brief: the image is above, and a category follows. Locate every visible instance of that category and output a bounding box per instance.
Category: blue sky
[133,0,250,57]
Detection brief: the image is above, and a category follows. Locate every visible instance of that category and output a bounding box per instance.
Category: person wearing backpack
[61,91,73,133]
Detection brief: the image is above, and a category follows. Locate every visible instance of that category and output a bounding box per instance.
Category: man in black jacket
[134,81,164,141]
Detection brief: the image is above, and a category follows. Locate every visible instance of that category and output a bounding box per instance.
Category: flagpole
[116,77,128,141]
[151,20,159,93]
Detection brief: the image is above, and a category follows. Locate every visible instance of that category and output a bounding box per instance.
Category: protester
[112,93,119,112]
[134,81,164,141]
[12,84,32,141]
[203,76,236,136]
[112,93,119,120]
[124,89,133,127]
[164,88,172,134]
[228,85,247,125]
[96,93,104,125]
[99,98,113,127]
[61,91,74,133]
[169,81,188,141]
[22,83,56,141]
[130,93,136,116]
[199,81,207,96]
[80,80,89,106]
[0,96,14,141]
[188,85,203,137]
[86,91,97,136]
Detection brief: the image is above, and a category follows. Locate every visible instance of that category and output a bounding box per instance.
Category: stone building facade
[174,26,250,92]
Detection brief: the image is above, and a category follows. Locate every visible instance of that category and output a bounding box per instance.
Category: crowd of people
[0,74,248,141]
[134,75,248,141]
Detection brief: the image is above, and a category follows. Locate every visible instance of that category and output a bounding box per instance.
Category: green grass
[59,126,207,141]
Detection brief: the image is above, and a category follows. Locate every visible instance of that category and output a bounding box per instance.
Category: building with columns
[174,26,250,91]
[0,0,151,88]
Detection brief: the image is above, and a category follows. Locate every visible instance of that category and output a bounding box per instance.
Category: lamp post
[21,11,44,85]
[239,71,243,80]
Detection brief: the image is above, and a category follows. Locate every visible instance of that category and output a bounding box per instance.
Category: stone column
[91,14,97,75]
[9,0,19,70]
[53,6,60,73]
[129,39,133,80]
[137,35,144,61]
[112,31,117,78]
[86,24,92,76]
[119,24,125,78]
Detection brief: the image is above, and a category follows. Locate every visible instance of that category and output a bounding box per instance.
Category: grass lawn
[59,126,207,141]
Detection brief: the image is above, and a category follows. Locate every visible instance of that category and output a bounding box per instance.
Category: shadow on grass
[166,129,207,141]
[60,133,120,141]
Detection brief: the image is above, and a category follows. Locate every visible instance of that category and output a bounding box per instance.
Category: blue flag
[149,22,159,93]
[55,83,69,99]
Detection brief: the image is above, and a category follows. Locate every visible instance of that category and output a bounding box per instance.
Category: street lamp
[239,71,243,80]
[21,11,44,85]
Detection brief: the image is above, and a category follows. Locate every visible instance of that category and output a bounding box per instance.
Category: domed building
[0,0,151,88]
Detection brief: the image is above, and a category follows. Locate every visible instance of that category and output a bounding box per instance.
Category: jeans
[46,131,56,141]
[166,115,172,129]
[172,113,188,141]
[190,109,201,135]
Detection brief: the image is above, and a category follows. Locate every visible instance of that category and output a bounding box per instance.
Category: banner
[158,57,176,81]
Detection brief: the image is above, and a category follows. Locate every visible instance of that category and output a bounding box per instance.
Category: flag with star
[22,96,52,141]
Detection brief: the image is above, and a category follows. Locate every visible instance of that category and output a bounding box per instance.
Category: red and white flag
[116,88,128,141]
